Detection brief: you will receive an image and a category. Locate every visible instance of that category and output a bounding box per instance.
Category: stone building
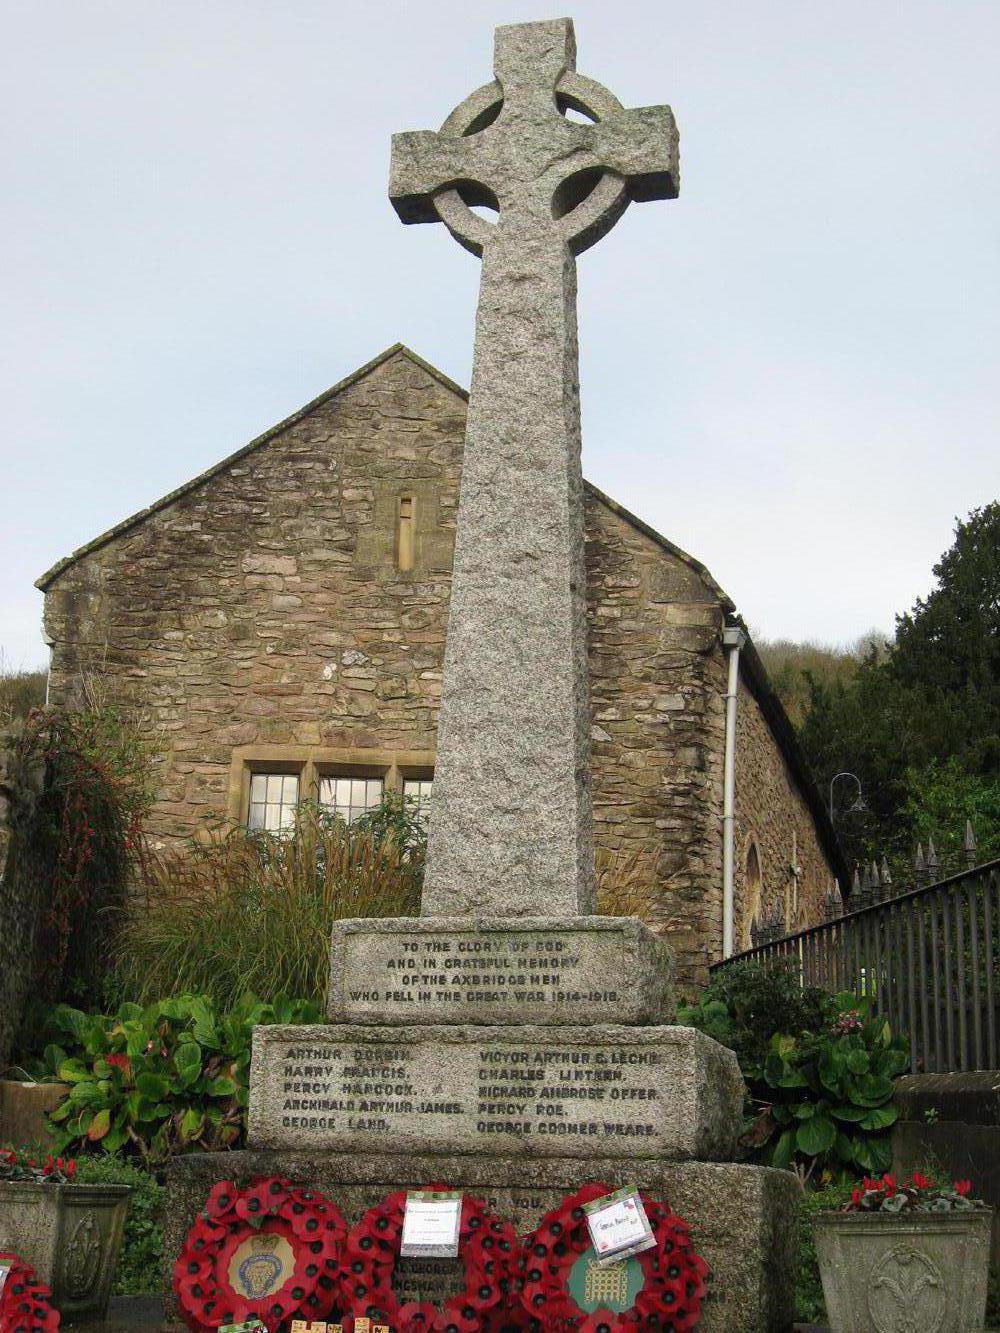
[37,345,845,988]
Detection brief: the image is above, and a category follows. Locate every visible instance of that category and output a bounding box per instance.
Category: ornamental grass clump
[843,1171,986,1214]
[114,801,422,1010]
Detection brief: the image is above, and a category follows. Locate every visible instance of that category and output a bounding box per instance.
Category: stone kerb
[248,1023,742,1162]
[327,915,675,1026]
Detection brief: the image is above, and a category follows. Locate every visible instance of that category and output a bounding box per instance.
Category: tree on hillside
[794,502,1000,876]
[890,504,1000,775]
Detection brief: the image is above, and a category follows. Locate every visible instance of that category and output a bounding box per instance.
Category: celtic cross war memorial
[166,20,800,1329]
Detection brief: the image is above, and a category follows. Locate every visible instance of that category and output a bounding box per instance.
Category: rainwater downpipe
[721,624,746,958]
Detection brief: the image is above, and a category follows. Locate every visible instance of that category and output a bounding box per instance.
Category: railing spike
[881,855,892,886]
[964,819,977,869]
[927,837,939,876]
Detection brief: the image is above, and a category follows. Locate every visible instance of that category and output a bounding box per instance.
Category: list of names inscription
[258,1029,677,1159]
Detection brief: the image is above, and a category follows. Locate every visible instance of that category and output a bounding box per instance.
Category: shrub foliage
[37,993,320,1162]
[679,961,908,1180]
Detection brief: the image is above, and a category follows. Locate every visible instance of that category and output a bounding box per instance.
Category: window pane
[318,773,384,824]
[247,770,301,834]
[403,777,433,825]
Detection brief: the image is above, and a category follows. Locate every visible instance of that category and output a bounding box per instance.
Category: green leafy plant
[758,1005,908,1179]
[680,963,908,1179]
[113,802,420,1010]
[678,959,831,1080]
[36,993,320,1163]
[72,1155,164,1295]
[1,684,157,1017]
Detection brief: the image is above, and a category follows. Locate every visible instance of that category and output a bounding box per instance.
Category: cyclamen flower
[910,1172,930,1190]
[954,1179,972,1196]
[850,1187,864,1206]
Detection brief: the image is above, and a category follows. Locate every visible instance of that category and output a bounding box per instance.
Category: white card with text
[400,1191,462,1258]
[584,1187,656,1264]
[0,1265,10,1300]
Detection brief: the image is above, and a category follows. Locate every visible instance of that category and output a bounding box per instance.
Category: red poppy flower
[578,1310,626,1333]
[203,1180,238,1221]
[397,1301,440,1331]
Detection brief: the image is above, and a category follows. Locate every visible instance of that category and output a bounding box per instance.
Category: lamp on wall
[828,771,866,822]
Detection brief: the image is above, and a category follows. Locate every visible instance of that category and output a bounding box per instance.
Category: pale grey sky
[2,0,998,669]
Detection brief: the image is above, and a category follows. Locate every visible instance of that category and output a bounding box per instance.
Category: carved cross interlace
[390,19,678,256]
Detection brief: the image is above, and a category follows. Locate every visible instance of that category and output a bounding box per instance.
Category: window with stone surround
[397,495,416,571]
[232,747,435,831]
[741,841,763,949]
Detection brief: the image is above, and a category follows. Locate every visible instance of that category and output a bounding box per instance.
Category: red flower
[850,1187,864,1206]
[910,1172,930,1190]
[204,1179,238,1220]
[106,1052,132,1079]
[954,1179,972,1196]
[578,1310,627,1332]
[882,1174,896,1196]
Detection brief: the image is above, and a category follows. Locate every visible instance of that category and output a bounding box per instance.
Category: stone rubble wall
[733,677,834,950]
[43,348,834,991]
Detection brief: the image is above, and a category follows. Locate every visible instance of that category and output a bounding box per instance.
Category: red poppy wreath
[518,1183,709,1332]
[0,1252,60,1332]
[173,1177,346,1332]
[341,1188,522,1333]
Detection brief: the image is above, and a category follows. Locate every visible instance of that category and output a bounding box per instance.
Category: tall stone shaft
[426,219,593,917]
[389,18,679,917]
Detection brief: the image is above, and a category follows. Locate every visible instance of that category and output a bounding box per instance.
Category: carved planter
[0,1079,69,1150]
[813,1209,993,1333]
[0,1180,131,1321]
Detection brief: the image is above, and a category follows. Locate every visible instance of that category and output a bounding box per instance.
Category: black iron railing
[711,859,1000,1074]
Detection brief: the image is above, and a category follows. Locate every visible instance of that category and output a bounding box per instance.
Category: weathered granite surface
[0,1181,131,1321]
[163,1150,797,1332]
[813,1210,992,1333]
[248,1022,741,1161]
[390,19,678,919]
[327,915,675,1025]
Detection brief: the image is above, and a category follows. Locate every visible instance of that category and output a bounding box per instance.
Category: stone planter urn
[813,1209,993,1333]
[0,1180,131,1321]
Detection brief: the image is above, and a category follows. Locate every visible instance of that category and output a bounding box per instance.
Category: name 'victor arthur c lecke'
[165,19,800,1330]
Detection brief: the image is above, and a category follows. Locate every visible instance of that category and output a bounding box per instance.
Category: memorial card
[584,1186,656,1265]
[400,1190,463,1258]
[0,1264,10,1299]
[219,1321,266,1333]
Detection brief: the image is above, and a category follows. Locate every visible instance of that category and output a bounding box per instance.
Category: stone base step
[163,1150,799,1332]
